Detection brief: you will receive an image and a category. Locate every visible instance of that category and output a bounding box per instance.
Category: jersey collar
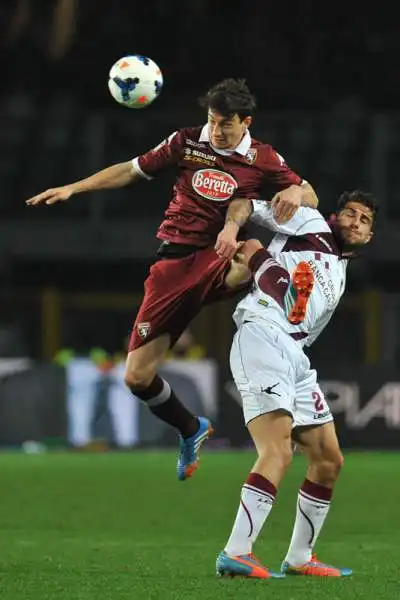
[199,124,252,156]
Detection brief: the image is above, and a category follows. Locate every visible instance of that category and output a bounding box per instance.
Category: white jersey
[233,201,348,347]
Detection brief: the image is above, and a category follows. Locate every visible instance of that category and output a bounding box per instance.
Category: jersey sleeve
[250,201,323,235]
[132,130,186,179]
[261,146,304,189]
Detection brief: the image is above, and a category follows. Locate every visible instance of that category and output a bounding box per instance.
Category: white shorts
[230,321,333,428]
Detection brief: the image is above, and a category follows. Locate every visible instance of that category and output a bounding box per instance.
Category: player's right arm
[215,198,253,260]
[26,162,140,206]
[26,129,186,206]
[215,188,321,259]
[250,200,323,235]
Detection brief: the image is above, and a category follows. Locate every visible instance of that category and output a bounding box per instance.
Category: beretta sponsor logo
[191,169,237,201]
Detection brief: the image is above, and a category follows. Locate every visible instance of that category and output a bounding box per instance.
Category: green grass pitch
[0,450,398,599]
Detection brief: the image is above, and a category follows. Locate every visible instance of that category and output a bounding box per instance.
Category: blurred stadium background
[0,3,400,598]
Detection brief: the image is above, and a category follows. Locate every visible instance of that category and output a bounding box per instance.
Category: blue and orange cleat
[284,261,314,325]
[216,551,284,579]
[281,554,352,577]
[177,416,213,481]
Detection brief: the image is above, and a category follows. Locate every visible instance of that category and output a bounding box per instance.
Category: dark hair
[336,189,379,226]
[198,78,257,121]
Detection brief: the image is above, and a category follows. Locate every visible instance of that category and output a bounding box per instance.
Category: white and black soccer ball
[108,55,163,109]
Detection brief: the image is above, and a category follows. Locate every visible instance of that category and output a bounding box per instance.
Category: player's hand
[26,185,74,206]
[272,185,302,223]
[215,222,239,260]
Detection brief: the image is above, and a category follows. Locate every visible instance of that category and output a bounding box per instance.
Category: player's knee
[333,450,345,477]
[314,450,344,484]
[326,447,344,476]
[124,364,155,392]
[238,239,263,265]
[337,451,344,470]
[225,263,252,289]
[243,238,263,252]
[259,436,293,472]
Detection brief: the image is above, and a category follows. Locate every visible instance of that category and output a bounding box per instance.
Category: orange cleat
[281,554,352,577]
[284,261,314,325]
[216,551,284,579]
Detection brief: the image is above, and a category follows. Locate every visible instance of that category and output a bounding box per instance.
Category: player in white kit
[216,190,378,579]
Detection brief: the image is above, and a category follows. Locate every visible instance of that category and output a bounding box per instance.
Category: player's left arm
[214,149,319,259]
[250,199,323,236]
[214,184,318,259]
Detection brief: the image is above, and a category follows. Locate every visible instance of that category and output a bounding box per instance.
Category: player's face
[337,201,374,247]
[207,110,252,149]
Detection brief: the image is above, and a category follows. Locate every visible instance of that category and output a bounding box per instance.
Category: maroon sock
[127,375,199,438]
[246,472,278,500]
[301,478,333,502]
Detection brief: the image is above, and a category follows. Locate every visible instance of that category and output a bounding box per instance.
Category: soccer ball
[108,55,163,109]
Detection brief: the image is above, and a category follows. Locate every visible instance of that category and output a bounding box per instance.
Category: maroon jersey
[132,125,303,247]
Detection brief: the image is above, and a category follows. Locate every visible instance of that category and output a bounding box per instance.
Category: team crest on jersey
[192,169,238,202]
[245,148,258,164]
[137,322,151,339]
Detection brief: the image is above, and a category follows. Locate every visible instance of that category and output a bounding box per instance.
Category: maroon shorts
[129,246,249,351]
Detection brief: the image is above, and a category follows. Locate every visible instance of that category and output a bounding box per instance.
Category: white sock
[285,479,332,567]
[224,473,277,557]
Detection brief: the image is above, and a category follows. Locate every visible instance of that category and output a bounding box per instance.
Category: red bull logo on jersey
[192,169,238,201]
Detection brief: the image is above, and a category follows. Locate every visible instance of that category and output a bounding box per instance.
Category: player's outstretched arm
[215,198,252,260]
[26,161,141,206]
